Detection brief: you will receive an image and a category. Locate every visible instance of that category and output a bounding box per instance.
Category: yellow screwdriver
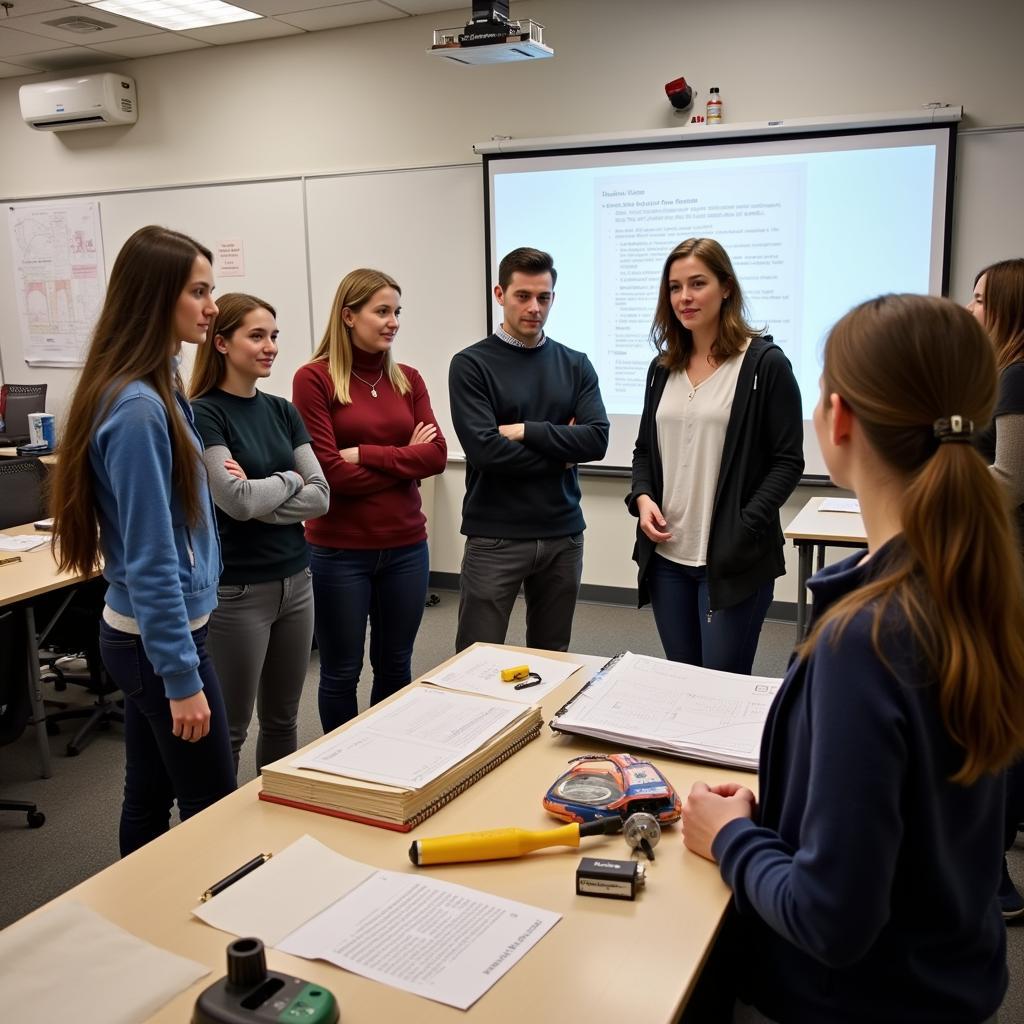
[409,817,622,866]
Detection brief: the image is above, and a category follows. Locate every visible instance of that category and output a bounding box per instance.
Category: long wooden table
[3,647,751,1022]
[783,496,867,638]
[0,525,98,777]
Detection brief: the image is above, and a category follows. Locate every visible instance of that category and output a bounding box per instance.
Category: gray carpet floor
[2,591,1023,1019]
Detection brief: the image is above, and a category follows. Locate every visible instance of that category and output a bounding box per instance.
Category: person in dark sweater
[682,294,1024,1024]
[190,293,328,773]
[626,238,803,674]
[968,258,1024,919]
[293,269,446,730]
[449,247,609,652]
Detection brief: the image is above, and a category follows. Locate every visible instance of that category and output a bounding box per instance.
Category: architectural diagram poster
[7,201,106,366]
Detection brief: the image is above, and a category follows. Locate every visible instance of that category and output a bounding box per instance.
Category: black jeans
[99,620,236,856]
[456,534,584,652]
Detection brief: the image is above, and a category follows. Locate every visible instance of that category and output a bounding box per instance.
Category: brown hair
[801,293,1024,783]
[51,225,212,575]
[189,293,277,400]
[975,258,1024,371]
[650,237,763,372]
[497,247,557,290]
[308,269,410,405]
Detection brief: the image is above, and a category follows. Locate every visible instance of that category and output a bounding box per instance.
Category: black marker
[200,853,272,902]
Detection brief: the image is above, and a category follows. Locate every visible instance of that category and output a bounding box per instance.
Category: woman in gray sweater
[190,293,329,773]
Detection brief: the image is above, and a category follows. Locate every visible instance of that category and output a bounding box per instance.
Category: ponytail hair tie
[933,415,974,443]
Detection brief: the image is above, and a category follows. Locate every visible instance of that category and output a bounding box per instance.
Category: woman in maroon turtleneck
[292,269,447,730]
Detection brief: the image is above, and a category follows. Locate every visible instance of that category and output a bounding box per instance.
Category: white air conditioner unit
[19,73,137,132]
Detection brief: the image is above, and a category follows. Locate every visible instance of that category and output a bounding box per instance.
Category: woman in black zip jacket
[626,238,803,673]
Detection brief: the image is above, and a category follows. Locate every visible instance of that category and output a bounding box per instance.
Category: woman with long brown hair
[292,269,446,731]
[968,257,1024,919]
[190,293,328,774]
[682,294,1024,1023]
[50,225,236,855]
[627,237,803,673]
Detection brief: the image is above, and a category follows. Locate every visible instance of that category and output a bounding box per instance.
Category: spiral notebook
[259,686,543,832]
[550,651,780,771]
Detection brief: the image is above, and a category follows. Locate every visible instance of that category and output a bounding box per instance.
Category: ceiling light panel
[87,1,263,31]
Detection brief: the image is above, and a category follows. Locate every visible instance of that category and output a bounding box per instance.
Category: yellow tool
[500,665,531,682]
[409,818,622,866]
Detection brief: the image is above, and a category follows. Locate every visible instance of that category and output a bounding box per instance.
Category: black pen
[200,853,272,902]
[514,673,543,690]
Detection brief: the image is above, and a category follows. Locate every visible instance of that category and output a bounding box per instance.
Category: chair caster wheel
[66,744,80,757]
[27,811,45,828]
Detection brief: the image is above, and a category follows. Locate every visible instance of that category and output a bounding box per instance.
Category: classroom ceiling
[0,0,465,78]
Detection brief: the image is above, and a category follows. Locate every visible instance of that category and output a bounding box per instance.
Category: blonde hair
[189,293,277,400]
[309,269,410,404]
[801,293,1024,783]
[650,237,764,372]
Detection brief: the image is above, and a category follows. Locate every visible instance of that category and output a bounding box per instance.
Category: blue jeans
[310,540,430,732]
[99,621,236,857]
[646,554,773,674]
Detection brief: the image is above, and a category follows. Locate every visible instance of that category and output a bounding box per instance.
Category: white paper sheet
[0,534,49,551]
[423,644,584,704]
[192,834,374,946]
[819,497,861,513]
[279,869,559,1010]
[197,836,560,1011]
[290,687,524,789]
[555,651,781,769]
[0,901,208,1024]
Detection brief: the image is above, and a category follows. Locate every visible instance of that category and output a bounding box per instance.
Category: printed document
[194,835,560,1010]
[290,687,524,789]
[819,497,861,513]
[554,651,781,770]
[424,644,584,704]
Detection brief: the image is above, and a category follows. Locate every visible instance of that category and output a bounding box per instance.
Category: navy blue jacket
[713,543,1007,1023]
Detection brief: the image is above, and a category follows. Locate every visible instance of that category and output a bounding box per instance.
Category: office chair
[38,579,124,757]
[0,608,46,828]
[0,383,48,447]
[0,456,47,530]
[0,458,123,755]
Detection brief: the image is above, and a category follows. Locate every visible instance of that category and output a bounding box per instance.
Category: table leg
[23,604,52,779]
[795,542,811,641]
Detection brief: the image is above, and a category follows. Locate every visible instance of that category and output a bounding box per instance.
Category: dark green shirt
[193,389,311,584]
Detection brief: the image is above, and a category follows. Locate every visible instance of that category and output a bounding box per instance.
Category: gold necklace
[351,368,384,398]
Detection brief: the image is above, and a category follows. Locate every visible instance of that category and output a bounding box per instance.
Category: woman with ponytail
[968,257,1024,919]
[50,225,236,856]
[681,294,1024,1023]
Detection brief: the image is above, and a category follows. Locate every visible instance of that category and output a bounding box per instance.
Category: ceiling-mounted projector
[428,1,553,66]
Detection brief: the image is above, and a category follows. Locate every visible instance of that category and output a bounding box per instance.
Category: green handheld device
[192,937,339,1024]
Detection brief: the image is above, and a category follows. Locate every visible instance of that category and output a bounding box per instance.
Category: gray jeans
[456,533,584,652]
[206,567,314,773]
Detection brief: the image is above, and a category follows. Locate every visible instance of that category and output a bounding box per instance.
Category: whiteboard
[305,164,484,453]
[1,128,1022,440]
[0,178,311,415]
